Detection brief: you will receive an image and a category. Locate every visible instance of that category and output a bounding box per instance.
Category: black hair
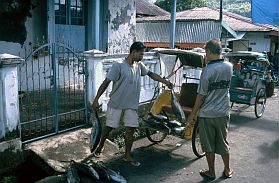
[130,41,146,53]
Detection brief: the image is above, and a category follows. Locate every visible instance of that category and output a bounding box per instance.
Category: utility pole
[220,0,223,43]
[220,0,223,22]
[170,0,177,49]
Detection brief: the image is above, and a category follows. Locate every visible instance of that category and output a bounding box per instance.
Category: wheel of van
[255,88,267,118]
[266,80,274,97]
[192,121,205,158]
[145,128,167,143]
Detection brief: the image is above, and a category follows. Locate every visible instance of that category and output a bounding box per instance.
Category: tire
[272,73,278,86]
[192,121,205,158]
[145,128,167,143]
[272,74,279,86]
[266,80,274,97]
[255,88,267,118]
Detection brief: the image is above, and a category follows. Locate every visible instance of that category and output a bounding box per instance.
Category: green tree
[155,0,207,12]
[207,0,251,17]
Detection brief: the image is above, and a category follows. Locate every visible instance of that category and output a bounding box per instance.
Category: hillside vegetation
[155,0,251,17]
[208,0,251,17]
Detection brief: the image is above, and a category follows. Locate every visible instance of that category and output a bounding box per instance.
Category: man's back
[198,60,233,118]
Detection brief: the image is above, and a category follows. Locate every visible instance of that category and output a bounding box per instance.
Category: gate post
[84,49,107,107]
[0,53,23,152]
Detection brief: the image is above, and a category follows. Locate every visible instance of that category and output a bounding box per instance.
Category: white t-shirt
[106,60,149,110]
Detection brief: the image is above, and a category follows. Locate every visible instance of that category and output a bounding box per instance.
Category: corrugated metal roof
[136,0,170,17]
[137,7,278,32]
[136,21,221,43]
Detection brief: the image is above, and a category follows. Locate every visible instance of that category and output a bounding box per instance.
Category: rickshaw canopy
[226,51,266,61]
[153,48,205,68]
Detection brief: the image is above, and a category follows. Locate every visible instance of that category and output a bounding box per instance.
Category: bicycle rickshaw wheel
[192,121,205,158]
[255,88,267,118]
[272,73,278,85]
[266,80,274,97]
[145,128,167,143]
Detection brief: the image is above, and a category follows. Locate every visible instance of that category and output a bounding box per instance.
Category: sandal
[92,151,101,158]
[223,170,234,178]
[92,148,104,158]
[123,158,141,167]
[199,169,216,180]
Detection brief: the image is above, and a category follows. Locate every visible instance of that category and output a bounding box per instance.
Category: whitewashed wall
[86,51,162,112]
[0,67,20,139]
[107,0,136,54]
[18,55,84,92]
[0,54,22,140]
[0,17,33,56]
[244,32,271,52]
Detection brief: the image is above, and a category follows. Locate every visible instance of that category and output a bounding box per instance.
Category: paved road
[105,87,279,183]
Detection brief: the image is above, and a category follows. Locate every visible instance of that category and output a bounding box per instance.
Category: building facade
[0,0,137,56]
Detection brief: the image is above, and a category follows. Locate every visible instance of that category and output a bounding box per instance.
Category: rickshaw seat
[230,75,240,88]
[162,83,198,115]
[179,83,198,108]
[230,73,256,93]
[232,87,253,92]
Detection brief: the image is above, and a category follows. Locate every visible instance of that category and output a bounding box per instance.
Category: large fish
[91,162,126,183]
[171,89,186,124]
[165,120,181,128]
[105,166,127,183]
[89,111,102,153]
[66,162,80,183]
[90,161,111,181]
[74,161,100,181]
[35,175,66,183]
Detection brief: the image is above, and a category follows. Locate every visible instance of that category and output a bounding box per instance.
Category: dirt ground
[25,87,279,183]
[102,87,279,183]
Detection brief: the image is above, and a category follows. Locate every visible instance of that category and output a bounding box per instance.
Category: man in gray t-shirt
[187,39,233,179]
[106,60,149,110]
[92,42,172,166]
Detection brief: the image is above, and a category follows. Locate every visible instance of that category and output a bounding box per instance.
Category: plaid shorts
[198,116,230,155]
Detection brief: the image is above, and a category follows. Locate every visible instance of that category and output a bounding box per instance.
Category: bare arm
[187,94,205,125]
[147,71,173,88]
[92,78,111,111]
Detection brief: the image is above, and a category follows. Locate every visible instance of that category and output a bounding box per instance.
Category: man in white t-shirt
[92,42,173,166]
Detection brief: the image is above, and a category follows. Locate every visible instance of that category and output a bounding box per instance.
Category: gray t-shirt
[106,60,149,110]
[198,59,233,117]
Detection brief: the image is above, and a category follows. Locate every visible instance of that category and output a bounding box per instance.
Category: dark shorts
[198,116,230,155]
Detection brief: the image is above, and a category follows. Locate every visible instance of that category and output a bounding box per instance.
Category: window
[55,0,84,25]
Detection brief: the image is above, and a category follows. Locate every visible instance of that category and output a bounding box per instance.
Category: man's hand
[187,113,197,126]
[92,99,100,111]
[165,80,173,89]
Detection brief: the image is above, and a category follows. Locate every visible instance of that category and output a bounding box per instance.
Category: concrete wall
[1,0,136,55]
[18,54,84,92]
[0,1,47,57]
[85,50,161,112]
[244,32,271,52]
[107,0,136,54]
[0,54,22,141]
[0,17,33,56]
[232,40,249,51]
[0,67,20,139]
